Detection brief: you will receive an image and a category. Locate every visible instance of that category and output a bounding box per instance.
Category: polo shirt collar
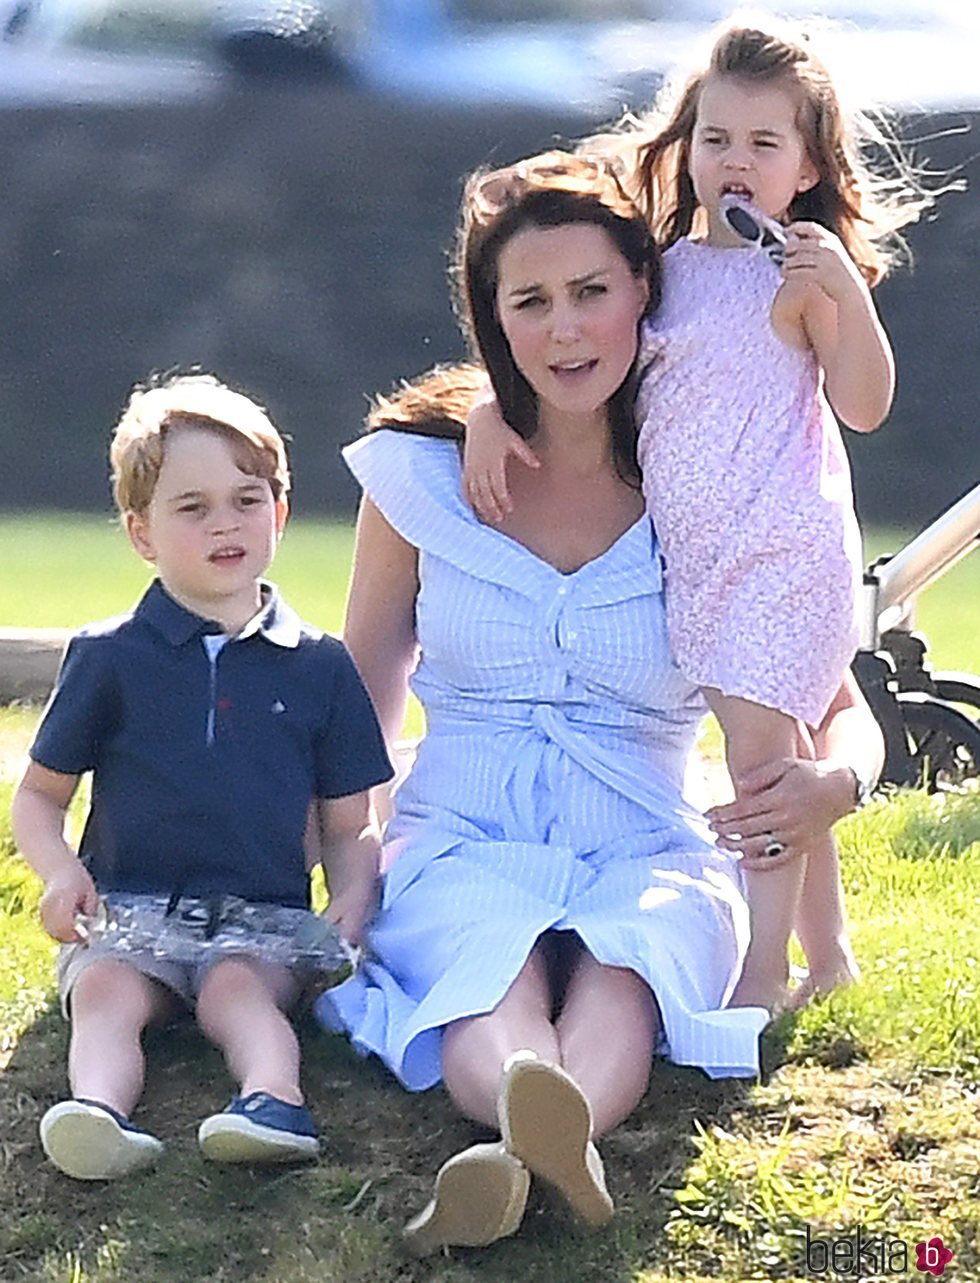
[136,579,303,649]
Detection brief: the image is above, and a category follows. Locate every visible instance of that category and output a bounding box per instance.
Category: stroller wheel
[896,693,980,791]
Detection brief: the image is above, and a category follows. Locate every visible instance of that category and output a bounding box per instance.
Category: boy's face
[125,426,287,630]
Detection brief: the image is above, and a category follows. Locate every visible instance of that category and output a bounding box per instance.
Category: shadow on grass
[0,1000,788,1282]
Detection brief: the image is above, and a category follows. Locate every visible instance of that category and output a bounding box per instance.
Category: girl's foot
[497,1051,614,1227]
[784,948,861,1012]
[402,1142,530,1256]
[40,1099,163,1180]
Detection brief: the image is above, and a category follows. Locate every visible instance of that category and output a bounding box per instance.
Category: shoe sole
[402,1142,530,1256]
[197,1116,320,1164]
[498,1057,614,1226]
[40,1103,163,1181]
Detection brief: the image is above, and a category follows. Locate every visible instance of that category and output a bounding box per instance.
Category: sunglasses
[719,193,787,265]
[470,151,628,217]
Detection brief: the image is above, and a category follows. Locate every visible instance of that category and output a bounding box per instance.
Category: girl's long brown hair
[587,18,945,286]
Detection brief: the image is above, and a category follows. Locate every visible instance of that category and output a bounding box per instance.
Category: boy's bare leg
[68,958,177,1116]
[195,956,303,1103]
[706,690,806,1013]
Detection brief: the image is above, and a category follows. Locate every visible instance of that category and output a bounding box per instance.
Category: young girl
[463,16,932,1010]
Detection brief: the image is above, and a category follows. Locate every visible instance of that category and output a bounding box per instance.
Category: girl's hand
[40,866,100,943]
[782,221,866,307]
[707,757,856,868]
[463,390,539,524]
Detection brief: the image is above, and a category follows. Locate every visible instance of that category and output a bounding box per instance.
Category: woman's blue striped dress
[316,430,768,1085]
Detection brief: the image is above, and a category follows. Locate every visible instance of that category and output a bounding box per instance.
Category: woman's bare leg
[441,943,560,1128]
[555,949,658,1137]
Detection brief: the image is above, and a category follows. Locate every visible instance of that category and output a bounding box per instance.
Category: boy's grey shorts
[56,940,242,1017]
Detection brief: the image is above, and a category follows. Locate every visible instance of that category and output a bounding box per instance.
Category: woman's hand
[707,757,857,869]
[462,389,539,524]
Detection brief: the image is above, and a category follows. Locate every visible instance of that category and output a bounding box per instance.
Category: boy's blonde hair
[110,372,290,514]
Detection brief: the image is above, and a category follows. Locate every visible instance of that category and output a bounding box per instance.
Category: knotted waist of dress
[381,701,716,911]
[417,701,706,841]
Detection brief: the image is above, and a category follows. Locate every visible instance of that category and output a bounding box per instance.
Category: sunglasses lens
[725,205,761,241]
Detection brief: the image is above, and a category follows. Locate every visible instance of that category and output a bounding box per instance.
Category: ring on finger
[762,832,786,859]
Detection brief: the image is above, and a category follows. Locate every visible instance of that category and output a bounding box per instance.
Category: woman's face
[494,222,649,424]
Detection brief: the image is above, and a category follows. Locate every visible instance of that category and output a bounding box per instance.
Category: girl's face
[689,73,819,243]
[494,221,649,428]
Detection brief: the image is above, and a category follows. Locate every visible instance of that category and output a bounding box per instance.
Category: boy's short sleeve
[314,643,394,799]
[30,635,117,775]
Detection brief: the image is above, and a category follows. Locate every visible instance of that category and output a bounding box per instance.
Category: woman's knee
[563,957,659,1042]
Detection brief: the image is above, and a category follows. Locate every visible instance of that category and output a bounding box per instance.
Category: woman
[317,154,879,1254]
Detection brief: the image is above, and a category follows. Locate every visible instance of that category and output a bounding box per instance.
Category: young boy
[11,371,393,1180]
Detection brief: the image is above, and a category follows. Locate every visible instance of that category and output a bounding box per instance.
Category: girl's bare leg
[793,716,860,1000]
[68,958,177,1117]
[706,690,806,1012]
[555,948,658,1138]
[441,943,561,1128]
[195,956,304,1104]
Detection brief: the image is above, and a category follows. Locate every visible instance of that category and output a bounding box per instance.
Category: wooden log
[0,628,68,703]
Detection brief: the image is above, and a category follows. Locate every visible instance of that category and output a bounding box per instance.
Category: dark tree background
[0,82,975,525]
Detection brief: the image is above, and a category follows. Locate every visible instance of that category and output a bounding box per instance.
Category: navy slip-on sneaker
[198,1091,320,1164]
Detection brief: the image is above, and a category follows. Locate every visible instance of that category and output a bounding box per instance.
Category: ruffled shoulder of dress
[342,429,555,596]
[343,429,664,602]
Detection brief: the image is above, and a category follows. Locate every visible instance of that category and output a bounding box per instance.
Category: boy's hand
[463,390,539,524]
[40,866,100,943]
[323,872,379,947]
[782,221,866,307]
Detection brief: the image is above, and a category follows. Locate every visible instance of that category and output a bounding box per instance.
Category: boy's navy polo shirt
[30,580,394,908]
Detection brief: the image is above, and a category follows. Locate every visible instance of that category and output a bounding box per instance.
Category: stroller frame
[853,481,980,790]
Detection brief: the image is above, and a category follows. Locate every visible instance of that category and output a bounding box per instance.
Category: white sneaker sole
[40,1102,163,1181]
[403,1142,530,1256]
[197,1115,320,1164]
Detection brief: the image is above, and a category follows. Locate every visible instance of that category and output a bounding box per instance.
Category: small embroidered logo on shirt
[271,699,287,714]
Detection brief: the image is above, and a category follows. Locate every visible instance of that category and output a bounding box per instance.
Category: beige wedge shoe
[497,1051,614,1227]
[402,1141,530,1256]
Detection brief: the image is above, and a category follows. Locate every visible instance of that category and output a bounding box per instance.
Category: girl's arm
[316,790,382,946]
[462,391,540,524]
[342,495,420,747]
[11,761,99,942]
[783,223,895,432]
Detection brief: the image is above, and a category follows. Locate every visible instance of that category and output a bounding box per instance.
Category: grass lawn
[1,513,978,1282]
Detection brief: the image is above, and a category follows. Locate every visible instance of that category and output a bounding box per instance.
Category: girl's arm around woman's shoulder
[780,221,895,432]
[343,496,420,747]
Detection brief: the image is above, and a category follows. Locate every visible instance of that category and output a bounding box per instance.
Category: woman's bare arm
[343,496,420,746]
